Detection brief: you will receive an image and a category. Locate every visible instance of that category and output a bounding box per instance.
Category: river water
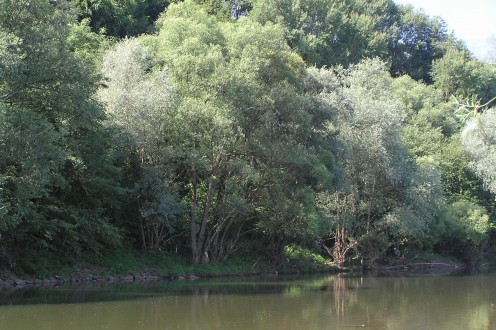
[0,273,495,330]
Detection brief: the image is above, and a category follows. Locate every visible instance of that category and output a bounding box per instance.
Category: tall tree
[150,0,332,262]
[461,109,496,195]
[73,0,170,37]
[0,0,122,270]
[98,37,183,251]
[310,59,443,266]
[388,4,451,82]
[393,62,495,261]
[431,48,496,103]
[248,0,389,67]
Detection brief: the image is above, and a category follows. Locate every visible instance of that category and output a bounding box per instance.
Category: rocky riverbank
[0,266,205,288]
[0,256,468,288]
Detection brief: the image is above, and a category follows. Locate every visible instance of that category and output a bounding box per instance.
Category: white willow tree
[98,38,183,251]
[461,108,496,195]
[99,37,173,165]
[151,0,332,263]
[311,59,443,267]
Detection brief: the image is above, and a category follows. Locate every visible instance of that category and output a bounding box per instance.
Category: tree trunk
[190,169,199,262]
[323,226,356,268]
[195,175,217,263]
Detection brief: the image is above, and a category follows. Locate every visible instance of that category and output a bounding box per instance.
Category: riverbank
[1,247,476,289]
[0,260,470,289]
[0,248,339,288]
[0,265,337,288]
[366,259,467,276]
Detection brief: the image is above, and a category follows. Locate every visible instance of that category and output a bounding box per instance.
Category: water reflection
[0,274,495,330]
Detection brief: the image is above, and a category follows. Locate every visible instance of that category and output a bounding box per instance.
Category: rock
[187,275,199,281]
[14,279,27,286]
[3,279,15,287]
[121,275,135,282]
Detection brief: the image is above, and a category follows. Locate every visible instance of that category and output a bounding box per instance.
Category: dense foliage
[0,0,494,273]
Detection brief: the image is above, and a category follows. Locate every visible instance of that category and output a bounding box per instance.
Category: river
[0,273,495,329]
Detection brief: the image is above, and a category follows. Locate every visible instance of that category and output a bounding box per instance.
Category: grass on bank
[7,244,337,280]
[10,240,480,280]
[89,245,337,278]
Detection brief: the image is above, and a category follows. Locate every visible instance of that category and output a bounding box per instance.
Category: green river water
[0,273,495,330]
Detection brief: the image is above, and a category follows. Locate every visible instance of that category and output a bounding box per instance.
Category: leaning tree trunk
[190,161,221,264]
[195,174,218,264]
[190,168,199,263]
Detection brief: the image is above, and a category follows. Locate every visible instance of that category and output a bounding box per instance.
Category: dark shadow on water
[1,269,493,307]
[0,274,330,306]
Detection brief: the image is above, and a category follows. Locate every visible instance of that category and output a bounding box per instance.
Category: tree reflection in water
[1,274,496,330]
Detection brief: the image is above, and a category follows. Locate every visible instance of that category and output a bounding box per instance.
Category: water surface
[0,273,495,329]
